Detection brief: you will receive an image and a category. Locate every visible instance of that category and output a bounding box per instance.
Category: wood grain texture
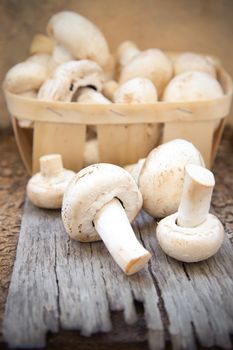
[3,202,233,349]
[33,122,86,174]
[97,124,161,166]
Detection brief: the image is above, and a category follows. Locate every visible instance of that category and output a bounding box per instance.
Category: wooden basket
[4,59,233,175]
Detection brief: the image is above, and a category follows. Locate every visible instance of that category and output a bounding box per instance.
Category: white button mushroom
[138,139,205,218]
[119,49,173,97]
[116,40,140,67]
[162,71,224,102]
[62,163,151,275]
[27,154,75,209]
[47,11,110,68]
[114,78,158,103]
[38,60,104,101]
[156,164,224,262]
[3,61,48,94]
[174,52,216,78]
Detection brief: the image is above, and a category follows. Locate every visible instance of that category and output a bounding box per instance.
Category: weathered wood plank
[136,211,233,350]
[3,199,164,349]
[2,201,59,348]
[3,196,233,349]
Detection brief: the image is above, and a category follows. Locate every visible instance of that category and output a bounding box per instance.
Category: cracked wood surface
[0,128,233,349]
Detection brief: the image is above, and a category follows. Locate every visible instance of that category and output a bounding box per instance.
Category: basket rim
[4,66,233,125]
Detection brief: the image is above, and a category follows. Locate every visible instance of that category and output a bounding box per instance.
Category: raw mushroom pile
[3,10,225,164]
[4,10,225,274]
[27,138,224,275]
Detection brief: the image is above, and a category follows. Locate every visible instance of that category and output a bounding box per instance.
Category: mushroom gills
[94,198,151,275]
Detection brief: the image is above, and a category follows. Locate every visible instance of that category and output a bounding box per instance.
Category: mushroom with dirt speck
[62,163,151,275]
[114,78,158,103]
[162,70,223,102]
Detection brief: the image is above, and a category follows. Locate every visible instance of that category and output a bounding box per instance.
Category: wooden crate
[4,62,233,175]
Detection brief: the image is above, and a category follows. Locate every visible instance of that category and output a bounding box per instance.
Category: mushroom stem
[40,154,63,177]
[177,164,215,228]
[94,198,151,275]
[117,41,140,67]
[102,80,119,101]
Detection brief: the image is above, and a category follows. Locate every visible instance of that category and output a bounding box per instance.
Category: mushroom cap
[47,11,110,67]
[62,163,143,242]
[162,71,224,102]
[114,78,158,103]
[139,139,205,218]
[3,61,48,94]
[119,49,173,97]
[27,168,75,209]
[174,52,216,77]
[38,60,104,101]
[156,213,224,262]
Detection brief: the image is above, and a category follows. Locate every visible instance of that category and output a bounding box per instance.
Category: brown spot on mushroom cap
[162,70,224,102]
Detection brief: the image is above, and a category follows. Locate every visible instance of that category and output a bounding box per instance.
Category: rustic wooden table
[0,128,233,350]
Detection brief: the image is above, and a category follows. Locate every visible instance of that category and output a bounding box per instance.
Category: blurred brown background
[0,0,233,128]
